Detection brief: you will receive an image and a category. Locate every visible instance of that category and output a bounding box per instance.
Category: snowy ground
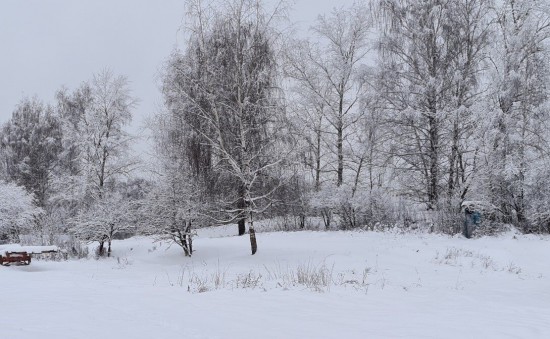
[1,227,549,339]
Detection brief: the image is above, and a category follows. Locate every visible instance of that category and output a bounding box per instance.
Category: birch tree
[286,3,372,188]
[377,0,491,210]
[444,0,492,204]
[55,70,138,202]
[485,0,550,226]
[55,70,138,255]
[162,0,290,254]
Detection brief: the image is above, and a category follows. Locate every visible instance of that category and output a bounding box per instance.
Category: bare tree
[55,70,138,255]
[140,110,207,257]
[86,70,138,199]
[286,3,372,188]
[138,167,200,257]
[484,0,550,226]
[376,0,491,210]
[161,0,290,254]
[444,0,492,204]
[70,193,135,257]
[55,70,138,201]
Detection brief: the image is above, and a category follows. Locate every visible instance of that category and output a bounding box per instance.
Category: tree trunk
[238,219,246,236]
[237,185,246,235]
[107,224,115,257]
[249,219,257,255]
[448,120,459,200]
[182,238,190,257]
[98,240,105,257]
[321,208,332,230]
[243,181,257,255]
[427,106,439,210]
[352,157,364,197]
[337,121,344,187]
[186,221,193,256]
[315,118,322,191]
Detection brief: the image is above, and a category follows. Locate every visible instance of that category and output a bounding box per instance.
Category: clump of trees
[158,0,292,254]
[0,69,140,256]
[1,0,550,259]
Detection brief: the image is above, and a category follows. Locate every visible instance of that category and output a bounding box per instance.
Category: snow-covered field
[1,228,549,339]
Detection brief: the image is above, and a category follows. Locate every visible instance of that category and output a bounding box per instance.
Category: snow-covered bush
[137,175,202,257]
[431,200,509,237]
[70,194,135,257]
[431,204,464,236]
[267,176,312,231]
[0,181,43,243]
[310,185,413,230]
[525,169,550,233]
[309,185,345,229]
[530,213,550,234]
[344,188,408,231]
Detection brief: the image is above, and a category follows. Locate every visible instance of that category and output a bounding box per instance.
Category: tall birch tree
[162,0,289,254]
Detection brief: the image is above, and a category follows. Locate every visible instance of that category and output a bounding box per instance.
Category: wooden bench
[0,251,32,266]
[0,245,59,266]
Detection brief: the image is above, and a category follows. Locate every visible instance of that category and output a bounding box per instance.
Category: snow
[0,245,59,256]
[0,229,549,338]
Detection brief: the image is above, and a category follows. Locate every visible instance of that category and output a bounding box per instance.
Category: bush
[309,185,417,231]
[527,212,550,234]
[431,200,510,237]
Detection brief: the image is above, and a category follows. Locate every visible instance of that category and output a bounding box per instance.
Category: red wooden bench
[0,245,59,266]
[0,251,32,266]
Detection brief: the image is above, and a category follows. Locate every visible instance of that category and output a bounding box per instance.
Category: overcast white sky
[0,0,348,156]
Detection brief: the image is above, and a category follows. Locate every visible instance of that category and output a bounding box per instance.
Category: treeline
[1,0,550,257]
[0,71,142,256]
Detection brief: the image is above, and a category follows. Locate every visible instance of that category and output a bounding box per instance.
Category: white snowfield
[0,228,549,339]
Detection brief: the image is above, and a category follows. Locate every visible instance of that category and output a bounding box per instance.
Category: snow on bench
[0,244,59,256]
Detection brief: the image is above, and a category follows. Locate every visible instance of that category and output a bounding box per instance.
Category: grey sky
[0,0,345,157]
